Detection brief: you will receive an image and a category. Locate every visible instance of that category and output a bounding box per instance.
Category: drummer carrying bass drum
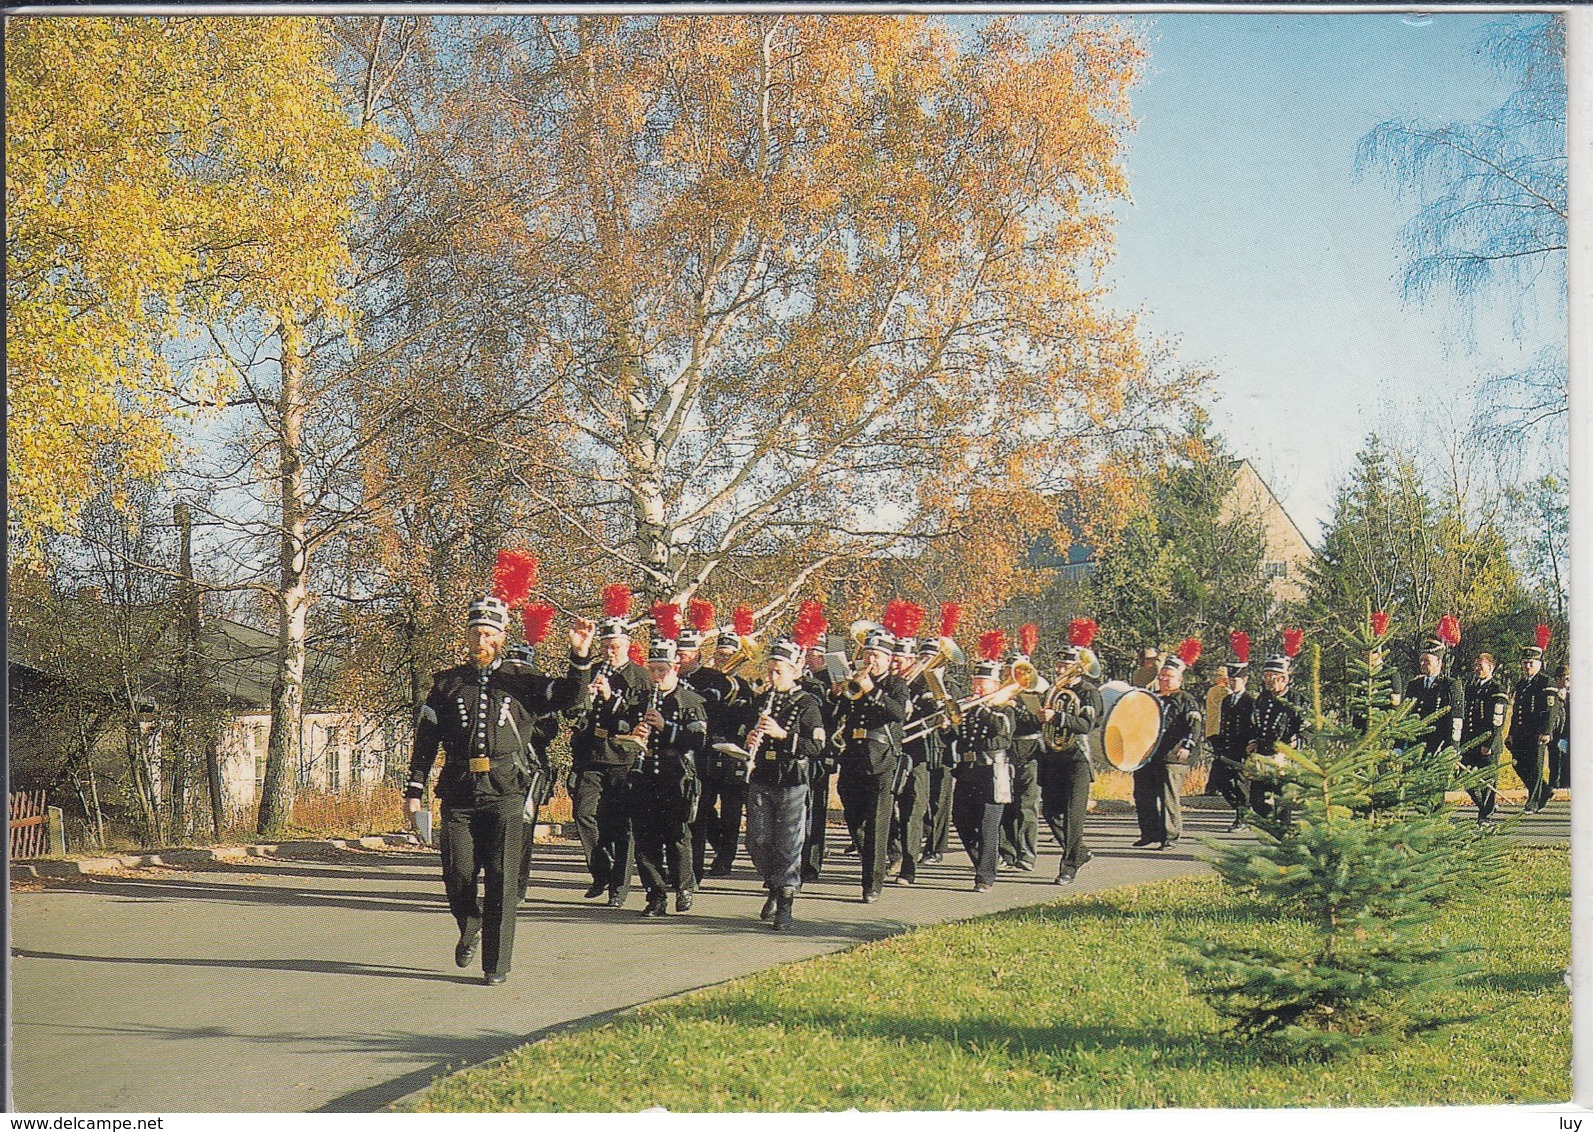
[1132,639,1204,851]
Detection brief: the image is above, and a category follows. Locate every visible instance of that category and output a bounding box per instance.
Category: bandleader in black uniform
[1459,651,1509,824]
[952,654,1016,891]
[1245,654,1305,821]
[832,628,909,903]
[406,596,594,985]
[1508,634,1563,814]
[1406,638,1465,755]
[742,638,827,930]
[627,637,707,916]
[1036,637,1102,885]
[570,615,653,906]
[1132,646,1202,850]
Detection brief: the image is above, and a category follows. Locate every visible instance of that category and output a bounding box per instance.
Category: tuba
[1040,648,1100,750]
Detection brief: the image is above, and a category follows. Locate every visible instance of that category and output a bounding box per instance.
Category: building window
[326,727,343,791]
[1264,561,1288,580]
[254,755,265,789]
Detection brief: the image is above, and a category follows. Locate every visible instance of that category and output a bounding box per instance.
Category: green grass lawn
[411,844,1570,1112]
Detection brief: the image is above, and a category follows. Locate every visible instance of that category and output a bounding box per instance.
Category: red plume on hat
[1370,610,1391,639]
[732,604,755,638]
[687,598,715,633]
[1536,624,1552,651]
[1177,637,1203,667]
[492,549,538,610]
[1229,630,1250,665]
[1019,622,1039,657]
[628,642,646,667]
[939,602,962,640]
[978,629,1007,663]
[1068,618,1098,649]
[901,602,926,639]
[1282,628,1304,659]
[881,599,909,638]
[651,601,682,642]
[1437,615,1461,648]
[792,600,826,650]
[602,584,632,619]
[522,602,557,646]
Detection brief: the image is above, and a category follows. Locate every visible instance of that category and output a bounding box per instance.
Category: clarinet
[638,685,664,770]
[746,686,780,760]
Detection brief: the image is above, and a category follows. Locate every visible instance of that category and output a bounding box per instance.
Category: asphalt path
[9,802,1570,1113]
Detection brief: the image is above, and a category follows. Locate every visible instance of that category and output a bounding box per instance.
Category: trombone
[901,663,1041,744]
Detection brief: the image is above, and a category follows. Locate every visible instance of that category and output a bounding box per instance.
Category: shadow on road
[11,948,474,984]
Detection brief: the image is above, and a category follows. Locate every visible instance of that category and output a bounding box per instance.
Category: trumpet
[841,664,876,700]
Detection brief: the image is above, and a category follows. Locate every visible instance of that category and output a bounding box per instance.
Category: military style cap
[1057,645,1081,666]
[1520,644,1545,661]
[716,628,740,652]
[1420,638,1445,658]
[647,638,678,664]
[467,595,511,631]
[505,642,536,664]
[863,628,895,654]
[677,628,704,650]
[1263,654,1290,675]
[768,638,803,667]
[597,617,630,641]
[916,638,941,658]
[1160,655,1187,675]
[893,636,918,658]
[971,659,1003,681]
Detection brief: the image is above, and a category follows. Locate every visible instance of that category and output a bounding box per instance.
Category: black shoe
[454,926,480,969]
[583,881,607,899]
[772,887,795,931]
[1054,865,1077,885]
[1017,858,1036,872]
[800,867,820,883]
[607,891,626,907]
[973,880,993,892]
[1155,839,1176,851]
[707,860,733,878]
[1131,838,1157,848]
[843,843,860,855]
[861,890,880,904]
[760,893,778,921]
[483,972,507,986]
[1227,816,1248,833]
[895,871,915,886]
[675,890,693,913]
[641,892,668,917]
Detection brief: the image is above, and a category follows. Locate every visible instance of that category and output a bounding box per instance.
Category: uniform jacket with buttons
[1460,675,1509,759]
[627,682,709,789]
[1212,689,1255,763]
[1009,692,1046,765]
[951,704,1016,803]
[746,687,826,790]
[1509,673,1564,745]
[1407,672,1465,747]
[832,671,909,776]
[1148,689,1203,767]
[1040,678,1102,763]
[902,675,943,766]
[571,660,654,769]
[408,652,591,806]
[1247,690,1303,755]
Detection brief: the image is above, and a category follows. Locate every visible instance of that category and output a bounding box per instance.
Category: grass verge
[411,843,1569,1112]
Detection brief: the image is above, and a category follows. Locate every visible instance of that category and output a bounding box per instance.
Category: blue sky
[1094,11,1560,540]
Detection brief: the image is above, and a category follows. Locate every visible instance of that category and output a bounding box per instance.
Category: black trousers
[923,762,955,858]
[999,757,1040,866]
[1208,751,1244,811]
[573,766,633,898]
[837,763,896,895]
[629,775,695,896]
[888,759,930,877]
[802,766,832,880]
[691,771,747,878]
[1459,750,1499,821]
[1509,737,1551,811]
[440,795,524,976]
[1132,758,1186,843]
[951,769,1004,886]
[1548,738,1570,791]
[517,810,537,900]
[1038,754,1092,869]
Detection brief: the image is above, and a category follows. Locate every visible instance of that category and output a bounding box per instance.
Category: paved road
[9,802,1570,1113]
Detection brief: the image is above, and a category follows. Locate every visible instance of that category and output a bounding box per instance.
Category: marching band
[404,552,1568,984]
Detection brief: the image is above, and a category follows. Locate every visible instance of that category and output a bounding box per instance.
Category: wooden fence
[9,790,49,859]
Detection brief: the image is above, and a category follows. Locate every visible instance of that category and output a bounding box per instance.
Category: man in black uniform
[1406,639,1465,755]
[1132,650,1202,850]
[742,638,827,930]
[679,626,738,885]
[1508,638,1563,813]
[952,656,1016,891]
[999,651,1044,872]
[1209,661,1255,832]
[697,628,753,876]
[503,636,564,901]
[833,628,909,903]
[1036,641,1101,885]
[406,596,594,985]
[1245,654,1305,821]
[1459,651,1509,824]
[799,643,837,882]
[627,637,708,916]
[569,616,653,906]
[887,636,936,885]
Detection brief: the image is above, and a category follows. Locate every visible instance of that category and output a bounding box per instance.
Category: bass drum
[1097,680,1164,773]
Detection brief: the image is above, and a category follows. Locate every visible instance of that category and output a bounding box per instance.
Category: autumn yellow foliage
[5,17,377,552]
